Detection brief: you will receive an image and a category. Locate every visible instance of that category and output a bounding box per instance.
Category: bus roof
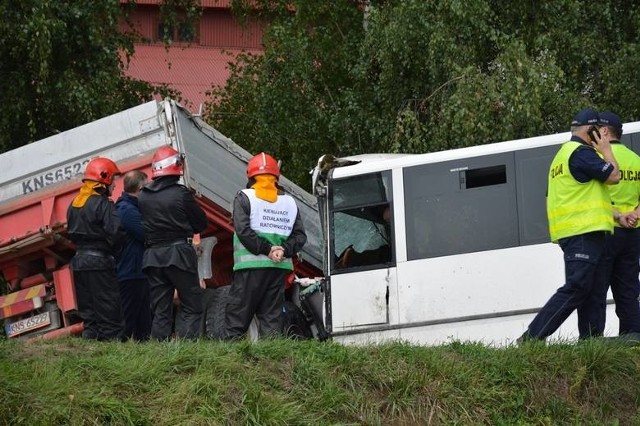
[331,120,640,179]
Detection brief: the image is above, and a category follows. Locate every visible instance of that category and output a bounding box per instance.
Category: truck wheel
[282,301,313,340]
[202,285,230,339]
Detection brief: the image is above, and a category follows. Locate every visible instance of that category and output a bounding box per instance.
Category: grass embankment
[1,337,639,425]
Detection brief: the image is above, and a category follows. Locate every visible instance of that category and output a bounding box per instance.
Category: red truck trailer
[0,99,322,339]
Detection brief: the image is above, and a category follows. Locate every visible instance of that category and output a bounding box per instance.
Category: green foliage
[208,0,368,185]
[1,338,640,425]
[0,1,189,153]
[207,0,640,189]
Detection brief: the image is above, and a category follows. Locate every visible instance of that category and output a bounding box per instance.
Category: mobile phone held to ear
[588,126,601,144]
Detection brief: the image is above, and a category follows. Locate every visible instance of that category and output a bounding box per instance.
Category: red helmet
[247,152,280,178]
[151,146,184,178]
[83,157,120,185]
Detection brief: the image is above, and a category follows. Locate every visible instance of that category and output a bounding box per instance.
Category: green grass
[1,337,640,425]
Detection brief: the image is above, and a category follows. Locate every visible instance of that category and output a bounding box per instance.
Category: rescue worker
[67,157,126,341]
[138,146,207,340]
[224,152,307,340]
[115,170,152,341]
[578,112,640,337]
[518,108,620,343]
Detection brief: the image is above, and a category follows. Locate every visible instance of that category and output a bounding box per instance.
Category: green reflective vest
[233,189,297,271]
[609,142,640,228]
[547,142,613,242]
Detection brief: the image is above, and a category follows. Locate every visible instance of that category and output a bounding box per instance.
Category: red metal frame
[53,266,77,319]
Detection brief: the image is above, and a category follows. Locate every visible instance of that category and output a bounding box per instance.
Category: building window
[157,20,198,43]
[178,22,195,42]
[158,23,174,41]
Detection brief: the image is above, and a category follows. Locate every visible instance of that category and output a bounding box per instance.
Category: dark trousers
[224,268,287,340]
[527,232,606,339]
[578,227,640,336]
[146,266,203,340]
[74,269,124,341]
[119,279,152,341]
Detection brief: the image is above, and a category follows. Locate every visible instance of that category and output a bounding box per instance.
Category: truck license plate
[5,312,51,338]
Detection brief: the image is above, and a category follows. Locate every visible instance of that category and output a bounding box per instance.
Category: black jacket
[138,176,207,272]
[67,187,125,271]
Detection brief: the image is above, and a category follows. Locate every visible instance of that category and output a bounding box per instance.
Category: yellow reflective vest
[547,142,613,242]
[609,142,640,228]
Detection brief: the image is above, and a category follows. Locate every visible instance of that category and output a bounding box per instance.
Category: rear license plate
[5,311,51,338]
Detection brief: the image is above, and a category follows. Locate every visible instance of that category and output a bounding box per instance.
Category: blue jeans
[527,231,606,339]
[578,227,640,336]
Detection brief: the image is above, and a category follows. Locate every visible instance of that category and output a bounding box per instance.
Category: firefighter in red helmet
[150,145,184,178]
[246,151,280,178]
[67,157,126,340]
[224,152,307,340]
[138,145,207,340]
[83,157,121,185]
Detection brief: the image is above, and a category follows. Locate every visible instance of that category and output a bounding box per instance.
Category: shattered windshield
[334,210,389,257]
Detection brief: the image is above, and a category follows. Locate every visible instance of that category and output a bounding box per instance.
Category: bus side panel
[329,268,395,330]
[393,305,618,346]
[333,328,402,345]
[395,244,565,332]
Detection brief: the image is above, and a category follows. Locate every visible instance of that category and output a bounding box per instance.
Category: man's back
[138,176,207,245]
[609,143,640,215]
[67,190,123,256]
[115,191,145,281]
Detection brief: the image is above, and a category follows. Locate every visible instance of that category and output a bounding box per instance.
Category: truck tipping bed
[0,99,321,268]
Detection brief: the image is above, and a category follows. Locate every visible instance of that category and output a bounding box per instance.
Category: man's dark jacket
[115,192,146,281]
[138,176,208,271]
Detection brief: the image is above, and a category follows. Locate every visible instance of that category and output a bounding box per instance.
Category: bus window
[333,205,392,270]
[332,172,390,208]
[330,171,393,271]
[403,153,518,260]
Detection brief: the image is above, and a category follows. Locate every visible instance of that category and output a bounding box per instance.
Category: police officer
[518,108,620,342]
[578,112,640,337]
[138,146,207,340]
[224,152,307,340]
[67,157,126,341]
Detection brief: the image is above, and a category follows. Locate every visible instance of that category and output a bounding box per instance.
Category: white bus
[310,122,640,346]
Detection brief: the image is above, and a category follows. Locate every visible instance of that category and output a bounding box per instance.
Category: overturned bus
[311,121,640,346]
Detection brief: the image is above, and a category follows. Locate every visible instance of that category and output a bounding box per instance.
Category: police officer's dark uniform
[138,146,207,340]
[519,109,618,342]
[578,112,640,337]
[67,157,126,341]
[225,153,307,339]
